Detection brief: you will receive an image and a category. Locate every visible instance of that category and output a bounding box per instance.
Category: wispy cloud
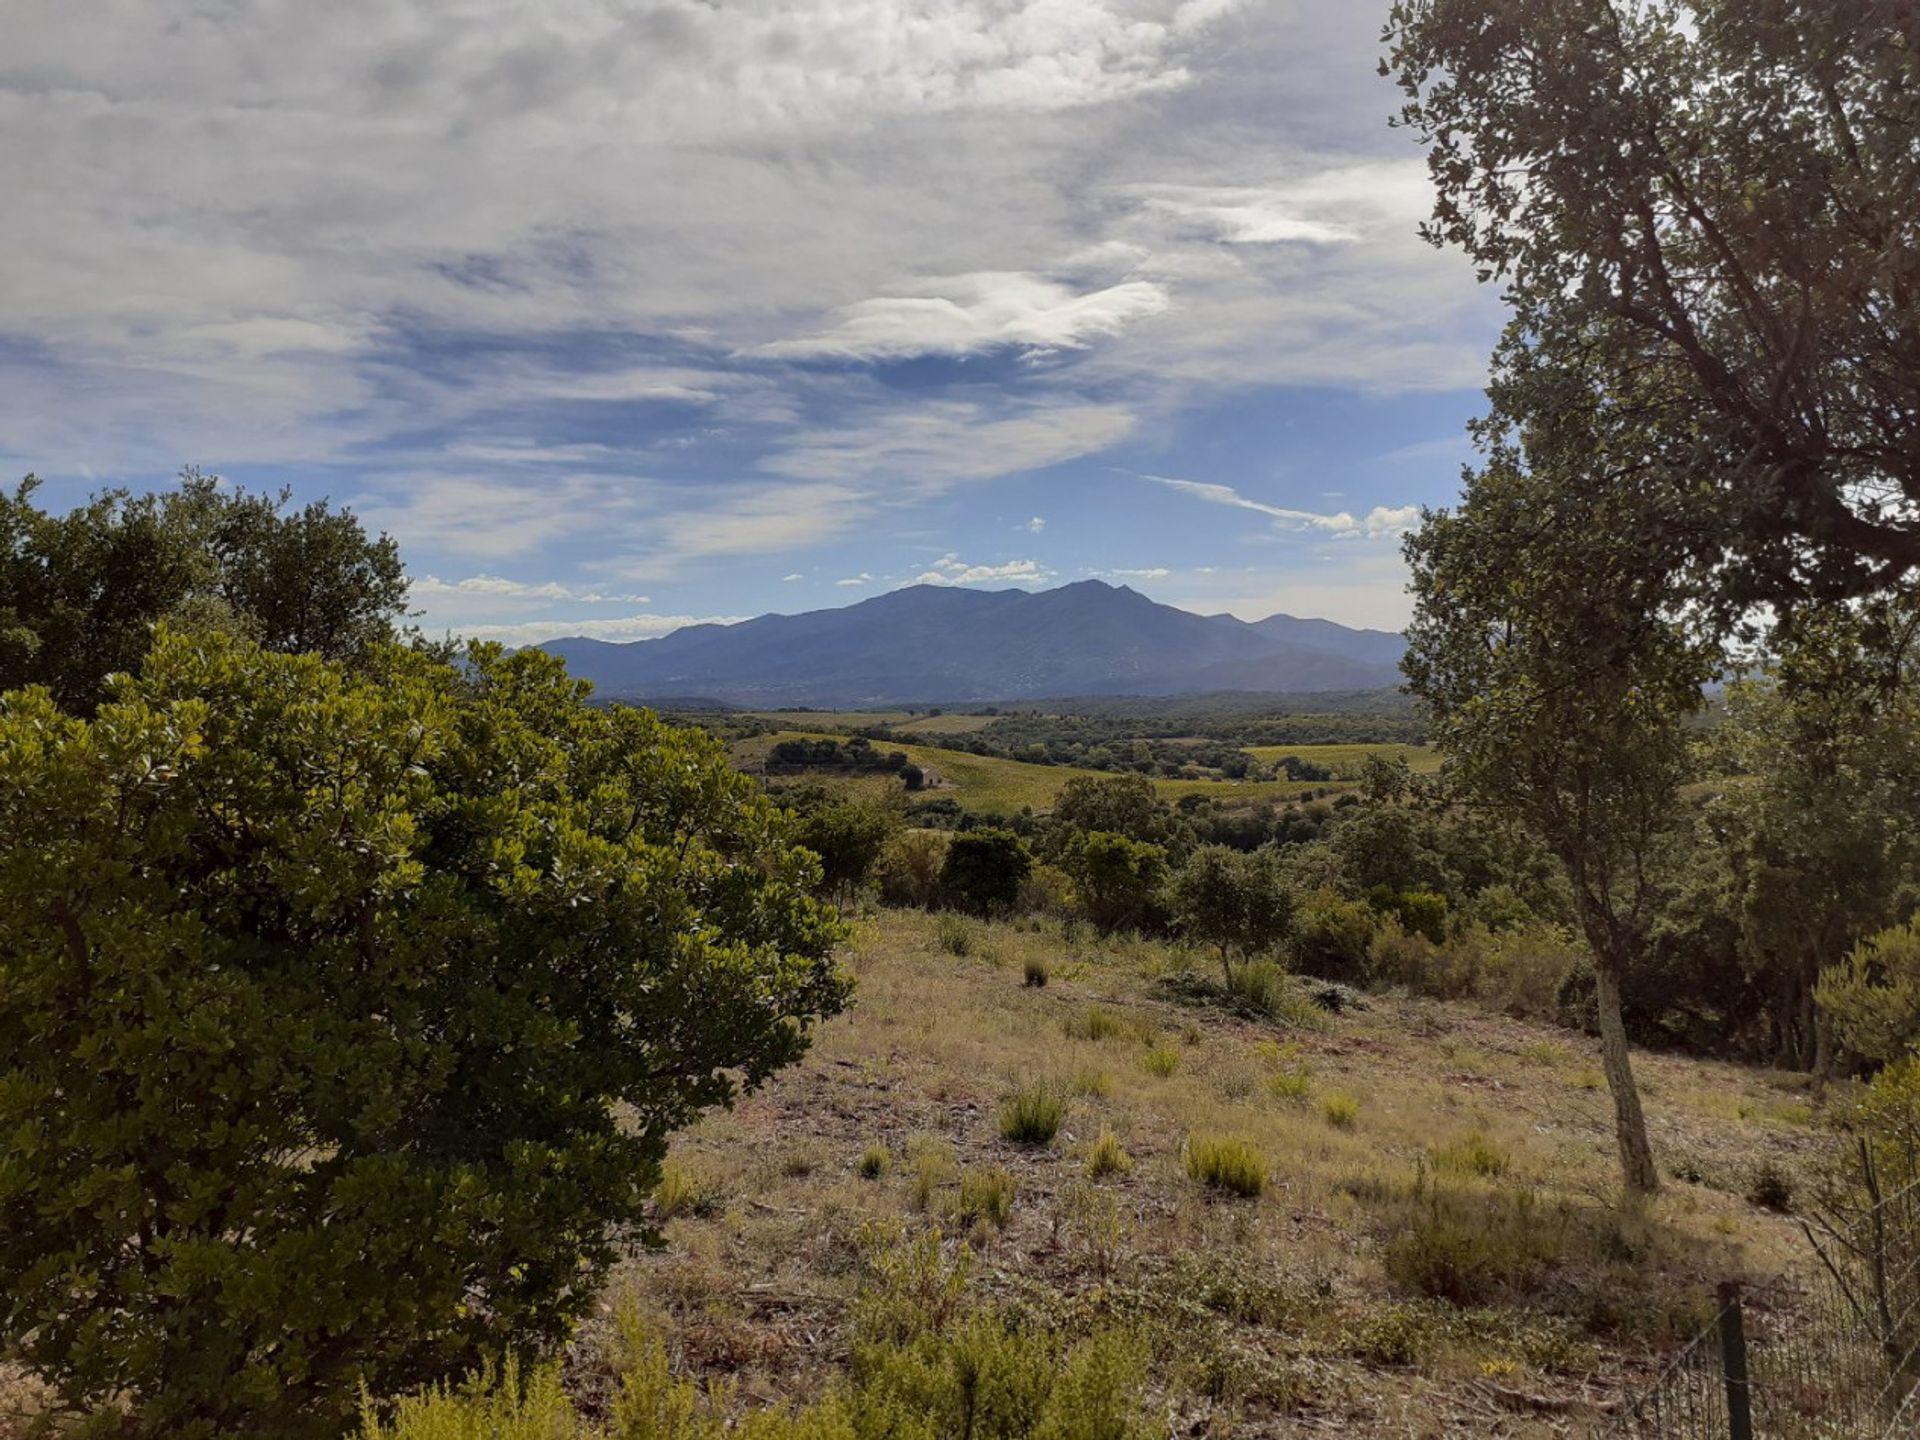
[1143,474,1419,540]
[908,555,1055,587]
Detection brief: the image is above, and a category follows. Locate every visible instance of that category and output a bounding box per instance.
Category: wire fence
[1594,1164,1920,1439]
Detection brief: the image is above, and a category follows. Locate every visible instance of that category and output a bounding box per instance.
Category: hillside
[588,910,1822,1437]
[542,582,1407,706]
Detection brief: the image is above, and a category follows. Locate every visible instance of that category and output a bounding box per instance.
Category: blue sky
[3,0,1499,639]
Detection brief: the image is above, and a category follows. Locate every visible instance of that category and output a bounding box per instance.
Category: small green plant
[857,1144,892,1180]
[1067,1065,1113,1098]
[948,1166,1017,1228]
[936,913,977,957]
[999,1083,1067,1146]
[1429,1131,1510,1179]
[1085,1125,1134,1180]
[1141,1044,1181,1078]
[1321,1092,1361,1129]
[654,1160,722,1220]
[1024,957,1049,987]
[1267,1068,1313,1102]
[1185,1133,1268,1197]
[1070,1005,1129,1042]
[906,1135,958,1209]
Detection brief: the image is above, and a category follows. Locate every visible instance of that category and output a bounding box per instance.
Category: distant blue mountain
[539,579,1406,706]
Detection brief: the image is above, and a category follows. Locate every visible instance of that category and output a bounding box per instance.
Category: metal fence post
[1718,1281,1754,1440]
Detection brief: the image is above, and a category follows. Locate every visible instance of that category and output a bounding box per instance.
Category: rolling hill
[542,580,1406,705]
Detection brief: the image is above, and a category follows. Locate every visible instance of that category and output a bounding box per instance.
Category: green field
[744,710,914,730]
[890,713,1001,736]
[740,732,1325,815]
[1244,741,1442,778]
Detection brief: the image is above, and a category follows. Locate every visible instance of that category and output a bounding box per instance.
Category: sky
[2,0,1500,642]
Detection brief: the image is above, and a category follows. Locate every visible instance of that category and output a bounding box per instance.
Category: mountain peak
[539,578,1405,705]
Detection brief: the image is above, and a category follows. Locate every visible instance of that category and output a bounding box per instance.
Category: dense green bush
[940,828,1034,915]
[1170,845,1294,985]
[0,632,848,1437]
[1063,830,1170,936]
[1290,887,1378,983]
[1000,1083,1067,1146]
[874,828,952,908]
[1185,1134,1268,1197]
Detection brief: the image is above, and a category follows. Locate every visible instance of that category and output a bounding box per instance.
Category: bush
[0,633,849,1438]
[941,828,1034,915]
[1291,888,1377,983]
[950,1167,1018,1228]
[1382,1184,1567,1306]
[1429,1132,1511,1179]
[858,1145,893,1180]
[875,828,952,908]
[1186,1134,1268,1197]
[1085,1126,1134,1180]
[1818,917,1920,1063]
[654,1161,724,1220]
[1746,1161,1794,1213]
[1321,1092,1362,1129]
[1170,845,1294,987]
[1141,1044,1182,1078]
[1365,886,1450,944]
[1063,830,1171,936]
[1000,1084,1067,1146]
[1268,1068,1314,1102]
[1024,957,1050,988]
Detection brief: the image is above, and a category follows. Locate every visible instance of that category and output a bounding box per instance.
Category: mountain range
[539,580,1407,706]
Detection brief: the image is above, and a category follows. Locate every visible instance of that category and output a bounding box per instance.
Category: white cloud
[767,401,1137,486]
[1096,566,1171,579]
[836,573,874,588]
[781,572,806,582]
[1027,516,1047,533]
[455,613,747,645]
[1143,474,1420,540]
[410,574,650,604]
[909,555,1055,587]
[757,272,1169,361]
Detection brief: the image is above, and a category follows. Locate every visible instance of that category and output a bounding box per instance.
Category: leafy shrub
[858,1145,893,1180]
[1365,886,1450,944]
[1169,845,1293,984]
[1085,1126,1134,1180]
[1063,830,1171,936]
[940,828,1034,916]
[1224,958,1291,1016]
[1290,888,1377,983]
[1185,1134,1268,1197]
[1067,1066,1113,1098]
[0,633,848,1438]
[1818,917,1920,1063]
[1024,957,1050,988]
[1429,1132,1511,1179]
[1321,1092,1362,1129]
[1382,1184,1568,1306]
[1067,1005,1149,1043]
[1141,1044,1182,1078]
[1000,1084,1067,1146]
[907,1137,959,1210]
[875,829,952,908]
[1268,1068,1314,1102]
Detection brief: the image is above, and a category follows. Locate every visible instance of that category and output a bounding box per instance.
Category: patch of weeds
[1065,1004,1150,1044]
[1214,1060,1259,1101]
[1000,1083,1066,1146]
[857,1144,892,1180]
[1061,1181,1128,1280]
[1185,1133,1267,1198]
[653,1160,724,1220]
[1746,1160,1794,1213]
[947,1166,1017,1228]
[1085,1125,1133,1180]
[1167,1253,1324,1329]
[935,913,978,958]
[1428,1131,1510,1179]
[1519,1039,1568,1066]
[1320,1091,1361,1129]
[1023,957,1049,988]
[1066,1065,1113,1099]
[1382,1179,1570,1306]
[1267,1068,1313,1102]
[907,1135,958,1209]
[1572,1068,1604,1091]
[1141,1044,1181,1079]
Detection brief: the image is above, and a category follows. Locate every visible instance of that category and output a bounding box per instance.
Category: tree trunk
[1592,954,1661,1195]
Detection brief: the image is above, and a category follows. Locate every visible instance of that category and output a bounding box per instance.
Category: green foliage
[654,1162,724,1222]
[1140,1045,1181,1079]
[1184,1134,1267,1198]
[790,792,899,900]
[1818,917,1920,1065]
[874,829,951,908]
[1043,774,1193,860]
[0,470,408,713]
[1366,887,1449,945]
[1428,1132,1510,1180]
[857,1145,892,1180]
[940,829,1034,916]
[999,1084,1066,1147]
[949,1168,1018,1229]
[1084,1126,1133,1180]
[1169,846,1294,984]
[1290,887,1377,984]
[1059,830,1169,937]
[0,631,848,1437]
[936,913,979,957]
[1382,1183,1567,1307]
[1320,1093,1361,1129]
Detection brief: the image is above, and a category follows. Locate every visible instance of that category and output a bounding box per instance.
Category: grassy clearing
[1243,742,1444,778]
[892,713,1002,736]
[605,908,1825,1434]
[744,710,915,730]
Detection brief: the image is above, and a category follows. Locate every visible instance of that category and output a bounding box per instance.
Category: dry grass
[593,908,1825,1435]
